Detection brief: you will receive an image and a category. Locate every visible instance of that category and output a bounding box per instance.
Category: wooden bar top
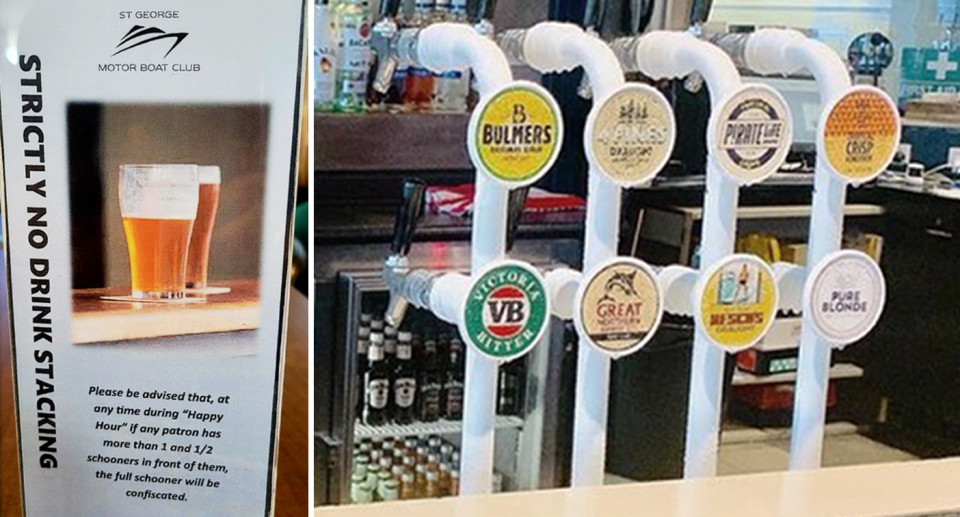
[72,279,261,344]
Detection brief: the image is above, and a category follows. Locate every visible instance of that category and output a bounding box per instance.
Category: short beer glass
[119,164,199,300]
[186,166,222,291]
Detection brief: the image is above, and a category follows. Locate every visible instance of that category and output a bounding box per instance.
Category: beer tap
[472,0,498,38]
[504,187,528,253]
[384,179,429,328]
[370,0,404,95]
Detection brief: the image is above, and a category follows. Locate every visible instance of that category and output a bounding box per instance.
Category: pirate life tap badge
[469,81,564,187]
[695,254,779,352]
[460,260,551,362]
[820,85,901,185]
[709,84,793,186]
[585,83,677,188]
[804,250,886,348]
[574,257,664,358]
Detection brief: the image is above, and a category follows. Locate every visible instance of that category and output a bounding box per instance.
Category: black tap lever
[390,179,427,257]
[505,187,529,253]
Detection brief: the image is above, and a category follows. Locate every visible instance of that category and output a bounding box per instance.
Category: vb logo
[483,286,529,338]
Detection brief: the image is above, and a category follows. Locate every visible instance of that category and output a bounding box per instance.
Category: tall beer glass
[119,165,199,300]
[186,166,221,290]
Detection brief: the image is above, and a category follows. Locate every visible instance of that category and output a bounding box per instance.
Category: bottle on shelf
[364,334,391,426]
[403,0,436,110]
[400,471,416,500]
[418,336,442,422]
[376,468,393,500]
[315,0,339,112]
[450,469,460,496]
[414,462,428,498]
[332,0,373,113]
[365,462,382,495]
[351,473,373,504]
[442,337,464,420]
[356,321,371,416]
[439,461,452,496]
[381,478,401,502]
[393,330,418,424]
[383,325,398,367]
[425,470,441,498]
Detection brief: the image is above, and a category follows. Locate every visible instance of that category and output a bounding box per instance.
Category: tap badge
[587,84,676,187]
[696,254,778,352]
[821,86,900,184]
[711,84,792,185]
[470,81,563,187]
[575,257,663,358]
[461,260,549,361]
[804,250,886,347]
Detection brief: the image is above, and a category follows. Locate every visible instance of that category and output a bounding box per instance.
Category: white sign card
[0,2,305,515]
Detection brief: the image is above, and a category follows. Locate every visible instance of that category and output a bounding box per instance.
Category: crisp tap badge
[575,257,663,358]
[461,260,550,361]
[821,86,900,184]
[805,250,886,347]
[710,84,792,185]
[469,81,563,186]
[586,84,676,187]
[696,254,778,352]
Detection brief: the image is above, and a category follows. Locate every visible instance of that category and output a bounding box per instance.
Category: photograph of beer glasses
[185,165,232,296]
[102,164,205,304]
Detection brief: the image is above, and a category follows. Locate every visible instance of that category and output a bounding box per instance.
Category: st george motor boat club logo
[461,261,549,361]
[114,25,189,58]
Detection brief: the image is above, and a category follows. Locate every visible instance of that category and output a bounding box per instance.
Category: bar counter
[315,459,960,517]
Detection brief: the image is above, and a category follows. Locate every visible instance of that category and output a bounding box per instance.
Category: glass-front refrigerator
[316,265,576,505]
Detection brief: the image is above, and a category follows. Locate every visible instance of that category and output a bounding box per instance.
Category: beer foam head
[198,166,222,185]
[119,164,199,220]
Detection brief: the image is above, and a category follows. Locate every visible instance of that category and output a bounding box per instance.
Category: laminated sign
[0,2,305,516]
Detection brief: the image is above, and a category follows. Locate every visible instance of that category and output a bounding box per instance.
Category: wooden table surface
[72,279,261,344]
[1,279,308,516]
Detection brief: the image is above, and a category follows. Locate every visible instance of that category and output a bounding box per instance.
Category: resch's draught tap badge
[460,261,550,362]
[113,26,189,58]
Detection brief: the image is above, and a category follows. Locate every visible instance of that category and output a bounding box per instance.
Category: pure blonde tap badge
[586,84,676,187]
[469,81,563,186]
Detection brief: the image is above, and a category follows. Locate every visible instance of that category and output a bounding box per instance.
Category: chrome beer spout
[370,0,403,95]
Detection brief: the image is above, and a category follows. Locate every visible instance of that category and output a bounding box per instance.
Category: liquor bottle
[351,473,373,504]
[400,471,416,500]
[376,469,393,501]
[393,331,418,424]
[356,324,371,416]
[442,337,464,420]
[418,337,442,422]
[364,335,390,425]
[332,0,372,112]
[383,325,398,368]
[431,0,469,112]
[403,0,436,110]
[414,463,428,498]
[440,443,453,464]
[365,462,382,493]
[381,478,401,502]
[315,0,339,112]
[439,462,452,496]
[425,470,441,498]
[450,469,460,496]
[497,359,524,416]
